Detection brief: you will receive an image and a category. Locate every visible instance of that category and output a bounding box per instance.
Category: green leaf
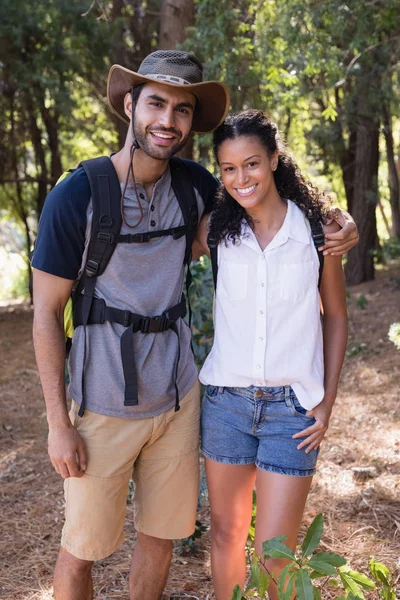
[262,539,295,561]
[313,586,321,600]
[369,558,390,586]
[346,570,376,590]
[296,568,314,600]
[277,564,292,596]
[230,584,244,600]
[309,570,326,580]
[340,573,365,599]
[301,514,324,557]
[245,558,260,592]
[284,571,297,600]
[314,551,347,567]
[307,557,338,576]
[258,569,270,597]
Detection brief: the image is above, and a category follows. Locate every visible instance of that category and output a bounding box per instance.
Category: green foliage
[377,237,400,263]
[388,323,400,352]
[356,295,368,310]
[346,343,367,358]
[190,256,214,368]
[233,513,395,599]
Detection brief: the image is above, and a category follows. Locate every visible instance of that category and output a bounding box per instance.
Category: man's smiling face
[131,81,196,160]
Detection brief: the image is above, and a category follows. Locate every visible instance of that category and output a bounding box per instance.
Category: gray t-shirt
[32,159,218,419]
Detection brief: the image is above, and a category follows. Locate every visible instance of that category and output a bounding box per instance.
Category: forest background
[0,2,400,599]
[1,0,400,295]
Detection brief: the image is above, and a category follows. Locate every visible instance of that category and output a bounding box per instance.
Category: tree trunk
[111,0,129,147]
[39,101,63,186]
[382,103,400,238]
[159,0,194,49]
[345,111,380,285]
[159,0,195,159]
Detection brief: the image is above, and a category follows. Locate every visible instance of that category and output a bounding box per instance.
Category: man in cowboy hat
[32,50,358,600]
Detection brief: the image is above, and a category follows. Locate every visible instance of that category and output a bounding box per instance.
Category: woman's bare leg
[206,458,256,600]
[254,469,313,600]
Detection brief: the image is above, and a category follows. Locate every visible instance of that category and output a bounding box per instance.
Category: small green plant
[346,343,367,358]
[388,323,400,351]
[179,519,209,553]
[232,514,396,599]
[356,294,368,310]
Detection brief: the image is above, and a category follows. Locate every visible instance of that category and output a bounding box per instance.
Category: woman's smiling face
[218,135,278,211]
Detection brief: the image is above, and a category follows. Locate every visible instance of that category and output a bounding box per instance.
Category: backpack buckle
[140,315,168,334]
[313,232,325,248]
[85,260,99,277]
[98,232,115,244]
[136,232,151,243]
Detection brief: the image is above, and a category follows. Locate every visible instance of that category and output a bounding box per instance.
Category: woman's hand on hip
[292,401,333,454]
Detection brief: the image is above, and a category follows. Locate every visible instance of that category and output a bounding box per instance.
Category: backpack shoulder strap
[169,157,199,266]
[169,157,199,329]
[75,156,122,325]
[207,232,218,291]
[80,156,122,278]
[309,218,325,289]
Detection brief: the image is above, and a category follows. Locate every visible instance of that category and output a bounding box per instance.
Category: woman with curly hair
[195,109,348,600]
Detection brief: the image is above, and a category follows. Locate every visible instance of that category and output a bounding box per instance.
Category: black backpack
[35,155,199,416]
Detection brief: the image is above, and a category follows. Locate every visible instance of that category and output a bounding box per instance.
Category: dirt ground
[1,265,399,600]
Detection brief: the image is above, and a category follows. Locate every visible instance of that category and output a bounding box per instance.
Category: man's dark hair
[132,83,145,107]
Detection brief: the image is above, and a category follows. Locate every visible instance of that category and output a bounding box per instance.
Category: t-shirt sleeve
[182,159,220,215]
[31,168,90,280]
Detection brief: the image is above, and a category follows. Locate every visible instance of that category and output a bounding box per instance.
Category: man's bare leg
[129,532,173,600]
[54,547,93,600]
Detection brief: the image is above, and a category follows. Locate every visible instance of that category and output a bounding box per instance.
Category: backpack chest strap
[117,224,189,244]
[73,295,186,411]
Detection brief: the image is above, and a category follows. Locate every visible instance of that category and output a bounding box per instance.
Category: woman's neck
[247,192,288,251]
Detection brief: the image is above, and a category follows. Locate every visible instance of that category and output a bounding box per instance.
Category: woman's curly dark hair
[209,109,330,245]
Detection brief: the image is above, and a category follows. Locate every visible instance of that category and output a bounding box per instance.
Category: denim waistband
[220,385,293,402]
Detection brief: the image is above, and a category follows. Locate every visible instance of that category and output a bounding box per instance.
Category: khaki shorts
[61,380,200,561]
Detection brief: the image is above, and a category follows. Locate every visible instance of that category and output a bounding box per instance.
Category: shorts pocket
[291,395,314,420]
[204,385,223,405]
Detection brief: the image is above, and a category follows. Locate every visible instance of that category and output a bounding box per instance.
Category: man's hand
[48,424,87,478]
[320,207,359,256]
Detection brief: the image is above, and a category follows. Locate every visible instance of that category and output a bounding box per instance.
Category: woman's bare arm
[294,221,348,452]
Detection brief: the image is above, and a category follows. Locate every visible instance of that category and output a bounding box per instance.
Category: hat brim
[107,64,230,134]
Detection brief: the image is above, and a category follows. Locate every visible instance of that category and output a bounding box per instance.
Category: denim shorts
[201,385,319,477]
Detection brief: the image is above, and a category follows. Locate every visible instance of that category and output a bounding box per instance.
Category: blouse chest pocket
[218,261,248,301]
[276,262,316,303]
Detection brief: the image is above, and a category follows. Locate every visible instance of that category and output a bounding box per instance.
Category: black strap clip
[123,311,131,327]
[85,259,99,277]
[98,231,115,244]
[135,232,151,243]
[312,232,325,248]
[140,315,168,334]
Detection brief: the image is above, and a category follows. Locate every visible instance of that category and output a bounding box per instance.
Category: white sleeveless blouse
[199,200,324,410]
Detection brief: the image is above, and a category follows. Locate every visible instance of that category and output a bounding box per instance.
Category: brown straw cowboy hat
[107,50,230,134]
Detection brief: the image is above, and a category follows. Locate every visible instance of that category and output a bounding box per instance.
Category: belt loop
[284,385,291,407]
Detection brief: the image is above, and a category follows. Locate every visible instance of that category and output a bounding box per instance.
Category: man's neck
[111,143,169,199]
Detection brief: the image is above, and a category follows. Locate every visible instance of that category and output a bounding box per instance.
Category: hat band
[145,73,192,85]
